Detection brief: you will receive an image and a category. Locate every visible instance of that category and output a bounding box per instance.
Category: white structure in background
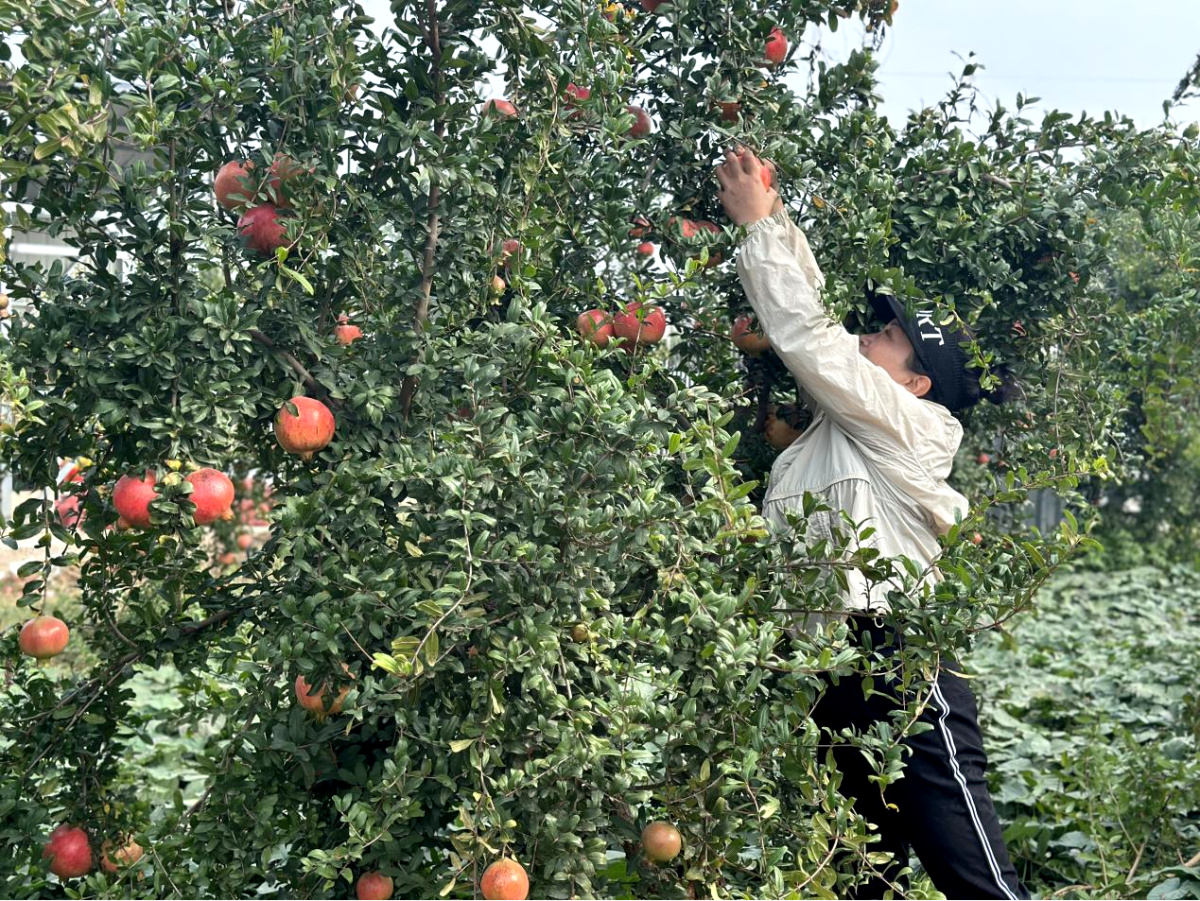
[0,228,80,519]
[0,226,134,520]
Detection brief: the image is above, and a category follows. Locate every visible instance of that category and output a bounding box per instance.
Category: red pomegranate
[577,309,614,347]
[626,105,652,138]
[669,217,721,242]
[214,159,257,211]
[19,615,70,659]
[764,26,788,65]
[715,99,741,122]
[113,471,158,529]
[669,218,723,268]
[612,301,667,349]
[356,871,394,900]
[637,241,655,256]
[275,396,336,460]
[480,858,529,901]
[237,203,290,256]
[564,83,590,120]
[43,824,92,879]
[56,494,82,528]
[54,467,85,527]
[185,468,235,525]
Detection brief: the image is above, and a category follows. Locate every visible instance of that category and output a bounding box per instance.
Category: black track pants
[811,623,1029,900]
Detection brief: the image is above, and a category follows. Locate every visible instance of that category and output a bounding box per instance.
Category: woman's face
[858,320,933,398]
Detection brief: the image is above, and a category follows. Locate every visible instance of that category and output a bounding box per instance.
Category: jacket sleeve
[734,209,945,456]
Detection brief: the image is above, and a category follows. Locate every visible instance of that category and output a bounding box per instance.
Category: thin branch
[248,329,321,394]
[22,607,243,773]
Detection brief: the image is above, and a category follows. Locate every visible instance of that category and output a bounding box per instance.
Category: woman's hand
[716,145,780,227]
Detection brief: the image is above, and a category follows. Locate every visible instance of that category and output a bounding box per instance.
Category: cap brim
[867,290,936,372]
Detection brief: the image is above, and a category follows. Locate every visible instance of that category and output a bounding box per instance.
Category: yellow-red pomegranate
[480,858,529,901]
[185,468,235,525]
[214,160,257,211]
[765,405,804,449]
[356,871,393,900]
[295,664,352,718]
[641,821,682,862]
[113,471,158,528]
[482,98,518,118]
[275,396,335,460]
[731,315,771,355]
[100,838,144,874]
[19,615,70,659]
[335,314,364,345]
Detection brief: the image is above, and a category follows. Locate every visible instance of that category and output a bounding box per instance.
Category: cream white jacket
[735,208,969,617]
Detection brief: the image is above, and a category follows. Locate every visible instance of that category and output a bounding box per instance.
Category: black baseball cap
[866,287,974,412]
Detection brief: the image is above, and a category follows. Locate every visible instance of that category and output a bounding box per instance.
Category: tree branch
[248,328,321,395]
[400,0,445,421]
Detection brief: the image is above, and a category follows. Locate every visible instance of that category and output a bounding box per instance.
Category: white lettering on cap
[915,309,945,346]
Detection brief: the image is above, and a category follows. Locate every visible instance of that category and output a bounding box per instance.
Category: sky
[358,0,1200,129]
